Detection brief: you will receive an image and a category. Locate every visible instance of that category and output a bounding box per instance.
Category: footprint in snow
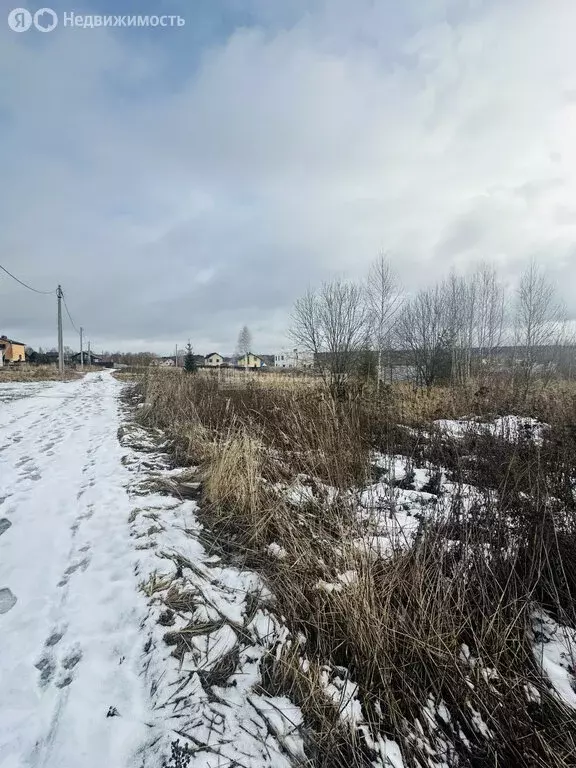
[0,587,17,614]
[45,629,66,647]
[36,633,81,689]
[0,518,12,536]
[55,645,83,688]
[57,556,91,587]
[62,645,82,670]
[35,656,56,687]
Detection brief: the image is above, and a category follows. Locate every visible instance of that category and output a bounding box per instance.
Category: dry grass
[388,377,576,426]
[0,365,82,382]
[199,366,320,390]
[134,367,576,767]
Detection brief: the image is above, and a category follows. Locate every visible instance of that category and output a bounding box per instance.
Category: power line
[61,291,80,335]
[0,263,55,295]
[0,265,88,376]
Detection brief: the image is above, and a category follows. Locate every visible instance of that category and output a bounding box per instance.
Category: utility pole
[80,327,84,371]
[57,284,64,378]
[87,340,91,367]
[175,344,178,367]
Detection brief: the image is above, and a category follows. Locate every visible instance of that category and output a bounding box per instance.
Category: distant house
[70,351,108,366]
[153,357,176,367]
[275,348,314,370]
[205,352,223,367]
[237,352,264,369]
[0,335,26,363]
[45,351,60,366]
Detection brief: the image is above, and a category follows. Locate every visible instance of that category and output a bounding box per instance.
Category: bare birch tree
[290,279,369,398]
[514,260,566,395]
[237,325,252,371]
[474,263,506,376]
[365,253,402,391]
[395,284,452,388]
[442,272,470,386]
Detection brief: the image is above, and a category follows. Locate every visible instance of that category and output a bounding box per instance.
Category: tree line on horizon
[289,255,574,399]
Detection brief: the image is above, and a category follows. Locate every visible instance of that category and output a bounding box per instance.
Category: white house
[274,348,314,369]
[205,352,224,367]
[0,348,3,367]
[151,357,176,367]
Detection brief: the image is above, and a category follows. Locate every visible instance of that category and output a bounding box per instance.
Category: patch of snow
[279,474,340,507]
[374,735,406,768]
[267,542,288,559]
[319,669,364,725]
[337,570,358,585]
[354,535,396,560]
[533,610,576,709]
[120,415,309,766]
[434,415,547,446]
[467,704,492,738]
[524,683,541,704]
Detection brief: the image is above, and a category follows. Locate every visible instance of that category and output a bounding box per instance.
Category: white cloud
[1,0,576,354]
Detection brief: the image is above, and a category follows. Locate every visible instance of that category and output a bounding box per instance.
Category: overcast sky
[1,0,575,355]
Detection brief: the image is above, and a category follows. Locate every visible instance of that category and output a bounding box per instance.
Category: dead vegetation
[134,368,576,767]
[0,365,82,382]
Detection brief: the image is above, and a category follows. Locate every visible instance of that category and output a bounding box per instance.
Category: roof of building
[71,351,102,359]
[0,336,25,345]
[205,352,222,358]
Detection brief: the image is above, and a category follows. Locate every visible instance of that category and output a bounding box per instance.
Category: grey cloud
[2,0,576,353]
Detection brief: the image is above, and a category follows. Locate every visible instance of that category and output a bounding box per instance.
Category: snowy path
[0,372,152,768]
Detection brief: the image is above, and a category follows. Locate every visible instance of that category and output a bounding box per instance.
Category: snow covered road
[0,372,152,768]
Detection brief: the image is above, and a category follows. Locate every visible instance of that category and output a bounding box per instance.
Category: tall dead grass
[0,365,80,382]
[135,368,576,767]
